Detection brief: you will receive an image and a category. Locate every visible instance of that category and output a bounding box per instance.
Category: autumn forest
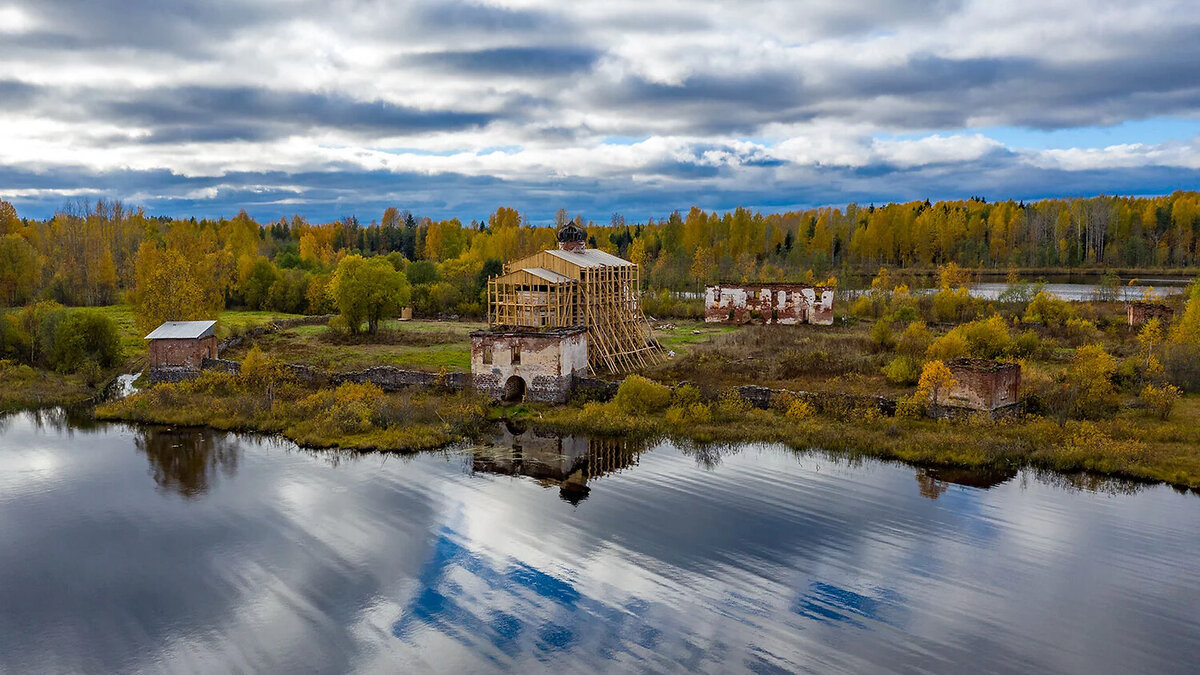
[2,192,1200,325]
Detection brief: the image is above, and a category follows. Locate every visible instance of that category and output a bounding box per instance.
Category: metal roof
[144,320,217,340]
[522,267,574,283]
[544,248,635,268]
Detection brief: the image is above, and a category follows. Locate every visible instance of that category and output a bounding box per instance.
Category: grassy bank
[526,392,1200,490]
[0,362,98,412]
[95,362,1200,490]
[96,367,489,452]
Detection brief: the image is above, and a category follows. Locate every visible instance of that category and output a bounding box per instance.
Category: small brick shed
[935,358,1021,412]
[145,320,218,369]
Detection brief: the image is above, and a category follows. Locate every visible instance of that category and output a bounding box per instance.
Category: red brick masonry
[148,336,218,369]
[937,358,1021,412]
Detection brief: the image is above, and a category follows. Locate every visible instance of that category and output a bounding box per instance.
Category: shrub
[850,294,877,319]
[46,309,121,373]
[672,384,703,407]
[0,314,29,361]
[1023,291,1073,326]
[926,330,969,361]
[1063,344,1120,420]
[1012,330,1045,359]
[614,375,672,414]
[785,398,816,420]
[932,287,972,322]
[713,390,750,420]
[959,315,1013,358]
[665,402,712,426]
[869,320,895,351]
[240,345,277,383]
[300,382,387,434]
[896,321,932,357]
[882,355,923,385]
[1064,318,1100,346]
[926,315,1011,361]
[1163,343,1200,392]
[1141,383,1181,420]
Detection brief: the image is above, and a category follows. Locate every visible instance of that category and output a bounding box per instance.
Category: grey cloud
[795,0,967,37]
[10,0,293,56]
[106,86,497,135]
[409,46,602,77]
[6,149,1200,225]
[0,79,39,106]
[596,71,811,134]
[3,81,498,140]
[414,0,567,32]
[590,22,1200,135]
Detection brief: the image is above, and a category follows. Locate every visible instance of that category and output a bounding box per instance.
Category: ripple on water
[0,411,1197,673]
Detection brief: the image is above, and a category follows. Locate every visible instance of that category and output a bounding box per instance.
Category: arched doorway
[503,375,526,402]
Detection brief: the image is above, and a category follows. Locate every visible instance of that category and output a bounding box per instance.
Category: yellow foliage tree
[131,241,223,334]
[916,360,956,406]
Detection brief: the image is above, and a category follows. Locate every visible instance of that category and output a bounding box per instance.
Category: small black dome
[557,219,587,243]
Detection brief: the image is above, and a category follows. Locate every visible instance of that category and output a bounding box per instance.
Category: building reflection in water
[914,466,1017,500]
[471,423,646,504]
[135,426,241,499]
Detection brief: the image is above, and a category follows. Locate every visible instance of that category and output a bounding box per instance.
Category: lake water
[2,410,1198,673]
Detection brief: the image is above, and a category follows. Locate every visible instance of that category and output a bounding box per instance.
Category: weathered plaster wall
[704,284,834,325]
[470,330,588,403]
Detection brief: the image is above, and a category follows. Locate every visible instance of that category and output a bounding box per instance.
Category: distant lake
[1,410,1198,672]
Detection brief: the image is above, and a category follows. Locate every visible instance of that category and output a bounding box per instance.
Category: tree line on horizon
[1,192,1199,323]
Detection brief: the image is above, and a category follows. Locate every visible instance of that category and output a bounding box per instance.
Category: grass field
[220,318,484,372]
[84,305,307,363]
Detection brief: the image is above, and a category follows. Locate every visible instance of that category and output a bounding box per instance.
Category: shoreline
[88,376,1200,492]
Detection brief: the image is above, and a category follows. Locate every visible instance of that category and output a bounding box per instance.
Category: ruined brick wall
[470,329,588,403]
[149,336,218,368]
[331,366,467,391]
[938,361,1021,411]
[1128,303,1173,327]
[733,385,895,416]
[704,284,833,325]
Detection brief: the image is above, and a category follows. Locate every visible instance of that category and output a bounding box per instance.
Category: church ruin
[705,282,834,325]
[485,221,662,371]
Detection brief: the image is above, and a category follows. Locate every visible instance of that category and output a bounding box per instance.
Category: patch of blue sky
[475,145,523,155]
[874,116,1200,150]
[600,136,649,145]
[369,147,461,157]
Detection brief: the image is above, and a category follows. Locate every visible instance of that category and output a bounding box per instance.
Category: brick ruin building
[1128,301,1174,327]
[704,282,834,325]
[479,220,661,388]
[145,320,218,382]
[931,358,1021,415]
[469,326,588,403]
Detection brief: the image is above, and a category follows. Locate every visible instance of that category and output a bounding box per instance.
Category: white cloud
[1,0,1198,218]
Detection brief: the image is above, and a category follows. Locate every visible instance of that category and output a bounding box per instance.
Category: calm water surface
[1,410,1198,673]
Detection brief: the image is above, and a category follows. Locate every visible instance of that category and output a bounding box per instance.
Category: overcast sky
[2,0,1199,223]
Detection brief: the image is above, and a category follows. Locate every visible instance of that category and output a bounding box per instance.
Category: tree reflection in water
[135,426,240,498]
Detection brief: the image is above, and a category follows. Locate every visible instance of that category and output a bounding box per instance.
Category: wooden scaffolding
[486,247,663,374]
